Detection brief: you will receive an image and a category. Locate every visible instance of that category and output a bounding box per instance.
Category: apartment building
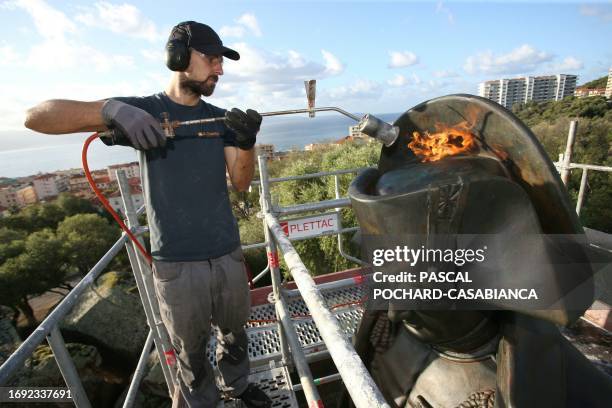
[479,81,500,103]
[107,185,144,214]
[349,125,374,141]
[32,174,68,200]
[15,185,38,207]
[68,174,90,192]
[479,74,577,109]
[0,187,18,209]
[107,162,140,181]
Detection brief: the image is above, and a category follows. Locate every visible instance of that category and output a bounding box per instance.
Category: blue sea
[0,112,400,178]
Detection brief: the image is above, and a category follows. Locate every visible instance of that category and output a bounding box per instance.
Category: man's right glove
[224,108,262,150]
[101,99,166,150]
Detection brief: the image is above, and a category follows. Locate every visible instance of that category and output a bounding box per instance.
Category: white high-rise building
[479,74,577,109]
[606,68,612,99]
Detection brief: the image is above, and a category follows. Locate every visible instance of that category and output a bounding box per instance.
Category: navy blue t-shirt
[103,92,240,261]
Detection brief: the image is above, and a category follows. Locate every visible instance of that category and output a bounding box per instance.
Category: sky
[0,0,611,145]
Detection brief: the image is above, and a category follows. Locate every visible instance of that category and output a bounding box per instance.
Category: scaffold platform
[214,269,366,407]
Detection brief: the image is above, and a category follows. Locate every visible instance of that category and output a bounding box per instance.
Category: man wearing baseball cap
[25,21,271,408]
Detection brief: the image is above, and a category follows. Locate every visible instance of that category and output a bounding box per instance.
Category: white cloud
[223,43,340,83]
[7,0,136,73]
[436,1,455,24]
[75,1,163,41]
[13,0,76,40]
[580,5,612,23]
[220,13,262,38]
[464,44,553,75]
[551,56,584,72]
[288,50,306,68]
[412,74,422,85]
[322,50,344,75]
[388,51,418,68]
[237,13,262,37]
[387,74,409,87]
[326,79,382,100]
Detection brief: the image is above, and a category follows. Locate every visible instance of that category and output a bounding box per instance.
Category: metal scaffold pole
[46,326,92,408]
[116,170,177,396]
[257,155,292,369]
[561,120,578,186]
[258,155,325,406]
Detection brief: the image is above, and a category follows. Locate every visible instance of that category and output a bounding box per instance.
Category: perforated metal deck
[221,364,297,408]
[208,281,364,406]
[207,283,365,368]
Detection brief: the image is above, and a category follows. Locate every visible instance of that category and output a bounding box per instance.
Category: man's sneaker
[238,383,272,408]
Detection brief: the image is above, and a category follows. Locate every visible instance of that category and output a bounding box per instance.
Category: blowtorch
[98,80,399,147]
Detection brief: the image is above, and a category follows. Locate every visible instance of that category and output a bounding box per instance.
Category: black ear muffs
[166,23,191,71]
[166,40,190,71]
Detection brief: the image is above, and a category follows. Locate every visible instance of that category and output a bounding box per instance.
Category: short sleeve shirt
[103,92,240,261]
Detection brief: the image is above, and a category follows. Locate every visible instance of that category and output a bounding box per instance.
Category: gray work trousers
[152,246,251,407]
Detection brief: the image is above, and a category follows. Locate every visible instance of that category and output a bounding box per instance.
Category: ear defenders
[165,22,191,71]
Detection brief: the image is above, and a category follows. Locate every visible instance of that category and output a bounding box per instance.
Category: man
[25,21,271,408]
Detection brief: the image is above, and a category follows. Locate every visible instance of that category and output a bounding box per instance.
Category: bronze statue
[342,95,612,407]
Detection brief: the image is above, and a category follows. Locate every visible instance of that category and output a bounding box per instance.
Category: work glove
[224,108,262,150]
[101,99,166,150]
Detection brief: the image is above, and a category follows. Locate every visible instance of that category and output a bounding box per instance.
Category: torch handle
[97,128,122,141]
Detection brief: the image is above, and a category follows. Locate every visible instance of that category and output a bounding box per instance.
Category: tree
[580,75,608,89]
[56,214,120,276]
[55,193,97,217]
[0,227,26,264]
[0,230,67,327]
[0,202,64,233]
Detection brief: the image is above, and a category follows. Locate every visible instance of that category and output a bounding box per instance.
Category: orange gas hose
[82,133,152,264]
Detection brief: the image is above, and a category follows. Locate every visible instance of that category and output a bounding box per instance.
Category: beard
[180,75,219,97]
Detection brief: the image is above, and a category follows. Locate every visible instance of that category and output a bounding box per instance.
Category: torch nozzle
[358,114,399,147]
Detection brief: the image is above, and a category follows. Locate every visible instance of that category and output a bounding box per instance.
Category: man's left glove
[224,108,262,150]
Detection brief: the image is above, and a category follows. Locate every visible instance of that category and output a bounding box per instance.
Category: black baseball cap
[171,21,240,60]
